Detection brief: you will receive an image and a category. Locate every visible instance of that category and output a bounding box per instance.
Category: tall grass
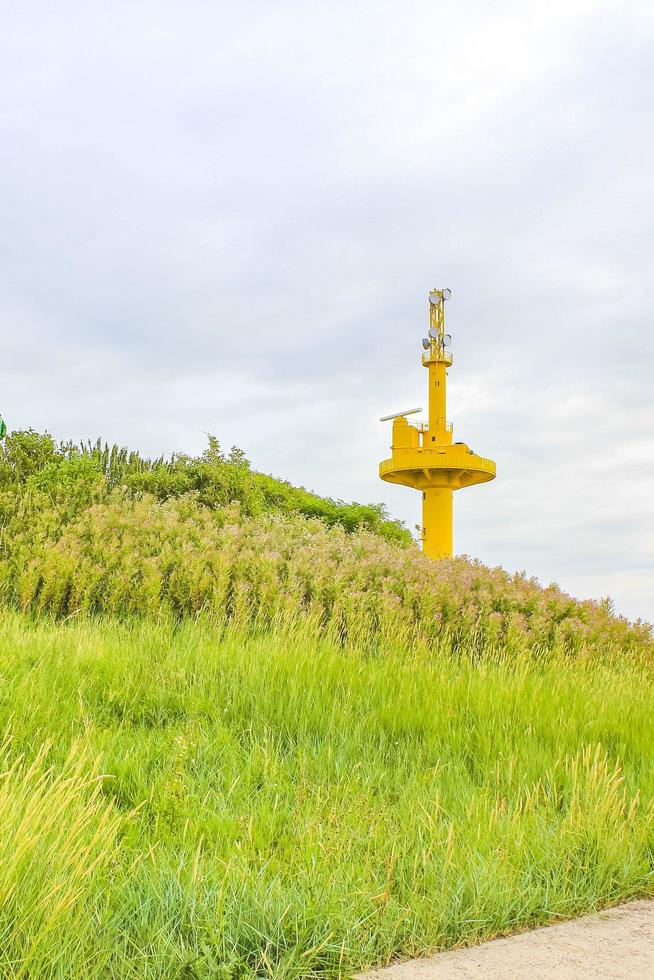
[0,428,651,975]
[0,738,121,977]
[2,494,649,657]
[0,610,652,977]
[0,428,650,657]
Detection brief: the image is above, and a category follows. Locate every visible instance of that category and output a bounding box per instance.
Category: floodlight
[442,288,452,300]
[428,289,441,305]
[422,337,430,350]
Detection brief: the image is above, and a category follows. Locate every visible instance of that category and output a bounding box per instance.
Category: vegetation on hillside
[0,429,650,657]
[0,428,651,977]
[0,429,410,542]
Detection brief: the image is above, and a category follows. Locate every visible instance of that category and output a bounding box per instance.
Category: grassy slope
[0,430,651,977]
[0,429,649,656]
[0,612,652,978]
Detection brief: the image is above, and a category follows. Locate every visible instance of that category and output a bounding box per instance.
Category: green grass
[0,426,651,975]
[0,610,652,978]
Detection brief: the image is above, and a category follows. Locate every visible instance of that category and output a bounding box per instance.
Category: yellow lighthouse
[379,288,495,559]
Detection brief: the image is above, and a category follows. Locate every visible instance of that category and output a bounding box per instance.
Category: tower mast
[379,288,495,559]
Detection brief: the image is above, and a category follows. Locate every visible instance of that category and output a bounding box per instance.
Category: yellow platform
[379,439,496,492]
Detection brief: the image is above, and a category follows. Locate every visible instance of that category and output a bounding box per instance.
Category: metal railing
[410,421,453,433]
[422,351,454,366]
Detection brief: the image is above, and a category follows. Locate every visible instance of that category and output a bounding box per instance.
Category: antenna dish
[421,337,430,350]
[442,288,452,300]
[379,407,422,422]
[428,325,439,339]
[428,289,440,305]
[443,334,452,346]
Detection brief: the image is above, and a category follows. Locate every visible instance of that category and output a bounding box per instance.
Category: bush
[0,430,411,544]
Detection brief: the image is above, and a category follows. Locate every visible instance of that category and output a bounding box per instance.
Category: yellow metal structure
[379,289,495,559]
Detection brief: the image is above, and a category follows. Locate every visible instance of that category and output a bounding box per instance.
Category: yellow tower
[379,288,495,559]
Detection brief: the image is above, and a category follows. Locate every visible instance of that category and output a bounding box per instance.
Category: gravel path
[357,900,654,979]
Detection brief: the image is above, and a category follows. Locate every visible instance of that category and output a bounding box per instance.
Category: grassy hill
[0,430,649,655]
[0,430,651,978]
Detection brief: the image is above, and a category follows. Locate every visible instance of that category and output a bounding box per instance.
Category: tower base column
[422,488,453,559]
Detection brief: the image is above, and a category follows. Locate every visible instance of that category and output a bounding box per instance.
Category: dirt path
[357,900,654,979]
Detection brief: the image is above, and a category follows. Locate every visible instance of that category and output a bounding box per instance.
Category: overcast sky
[1,1,653,624]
